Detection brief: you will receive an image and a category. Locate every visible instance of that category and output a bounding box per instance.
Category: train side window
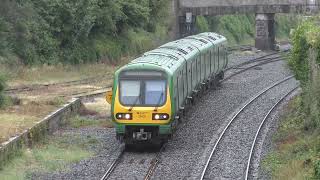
[178,71,184,106]
[206,51,210,77]
[217,46,220,70]
[201,54,205,81]
[211,49,215,74]
[225,46,228,68]
[175,77,179,111]
[183,65,188,98]
[197,58,201,83]
[192,61,197,89]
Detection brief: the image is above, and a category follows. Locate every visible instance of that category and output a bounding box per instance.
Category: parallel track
[4,74,110,94]
[99,55,288,180]
[199,75,295,180]
[100,146,125,180]
[244,86,299,180]
[100,144,166,180]
[223,57,284,82]
[75,53,286,98]
[5,50,284,96]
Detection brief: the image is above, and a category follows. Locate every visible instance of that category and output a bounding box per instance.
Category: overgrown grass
[262,96,320,179]
[1,62,119,87]
[69,116,112,128]
[0,74,6,108]
[0,134,95,179]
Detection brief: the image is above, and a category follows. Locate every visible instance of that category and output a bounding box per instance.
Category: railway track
[98,53,289,180]
[244,86,299,180]
[4,49,284,96]
[199,75,297,180]
[228,45,253,52]
[100,144,166,180]
[4,74,110,94]
[70,52,286,98]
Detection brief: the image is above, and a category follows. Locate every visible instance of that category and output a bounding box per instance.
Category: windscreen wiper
[154,92,164,112]
[129,94,141,111]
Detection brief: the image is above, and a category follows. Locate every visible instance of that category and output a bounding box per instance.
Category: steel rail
[199,75,294,180]
[223,57,284,82]
[144,144,167,180]
[100,147,125,180]
[4,74,110,93]
[72,55,285,98]
[244,86,299,180]
[225,51,281,71]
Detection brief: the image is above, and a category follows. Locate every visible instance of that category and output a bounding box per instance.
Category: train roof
[116,32,227,75]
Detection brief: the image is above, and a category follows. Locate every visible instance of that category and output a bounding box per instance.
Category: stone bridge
[172,0,319,50]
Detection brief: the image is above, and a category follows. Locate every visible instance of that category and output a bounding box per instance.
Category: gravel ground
[227,50,270,68]
[108,150,157,180]
[202,79,298,180]
[32,127,122,180]
[152,59,293,179]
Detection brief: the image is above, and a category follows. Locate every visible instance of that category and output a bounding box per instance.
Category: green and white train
[106,32,228,145]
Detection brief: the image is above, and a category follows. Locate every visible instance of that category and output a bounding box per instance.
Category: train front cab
[106,69,173,145]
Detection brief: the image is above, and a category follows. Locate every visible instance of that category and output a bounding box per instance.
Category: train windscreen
[120,80,166,106]
[119,70,167,107]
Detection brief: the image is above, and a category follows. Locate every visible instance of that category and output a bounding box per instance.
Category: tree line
[0,0,170,65]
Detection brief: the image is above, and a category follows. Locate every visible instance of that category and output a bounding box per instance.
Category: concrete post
[255,13,275,50]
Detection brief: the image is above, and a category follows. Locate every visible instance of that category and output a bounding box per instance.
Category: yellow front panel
[113,87,172,124]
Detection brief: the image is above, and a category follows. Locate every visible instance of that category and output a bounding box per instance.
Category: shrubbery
[289,18,320,128]
[315,160,320,179]
[288,17,320,178]
[0,75,6,108]
[0,0,170,65]
[195,14,297,45]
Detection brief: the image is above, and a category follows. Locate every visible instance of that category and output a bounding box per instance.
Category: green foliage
[0,134,94,179]
[288,18,320,130]
[196,16,209,33]
[0,0,170,65]
[201,14,297,45]
[275,15,298,40]
[288,22,312,83]
[0,75,6,108]
[206,15,255,44]
[283,17,320,179]
[262,96,320,179]
[315,160,320,178]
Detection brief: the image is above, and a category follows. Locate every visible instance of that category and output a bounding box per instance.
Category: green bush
[196,16,210,33]
[203,14,297,45]
[315,160,320,178]
[288,18,320,129]
[0,75,6,108]
[0,0,170,65]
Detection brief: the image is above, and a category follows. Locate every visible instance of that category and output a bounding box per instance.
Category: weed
[0,134,94,179]
[68,116,109,128]
[315,160,320,178]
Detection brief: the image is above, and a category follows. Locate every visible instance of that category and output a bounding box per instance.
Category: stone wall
[0,98,82,169]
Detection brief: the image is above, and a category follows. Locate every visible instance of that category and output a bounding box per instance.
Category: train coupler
[133,128,152,141]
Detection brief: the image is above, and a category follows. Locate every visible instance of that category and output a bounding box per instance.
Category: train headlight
[116,113,132,120]
[152,113,169,120]
[125,114,131,119]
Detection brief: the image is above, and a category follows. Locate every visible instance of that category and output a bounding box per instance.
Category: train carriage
[106,32,228,146]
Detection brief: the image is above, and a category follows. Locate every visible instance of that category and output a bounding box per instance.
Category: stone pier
[255,13,275,50]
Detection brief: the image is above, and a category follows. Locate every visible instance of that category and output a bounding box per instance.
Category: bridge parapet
[174,0,319,50]
[179,0,319,15]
